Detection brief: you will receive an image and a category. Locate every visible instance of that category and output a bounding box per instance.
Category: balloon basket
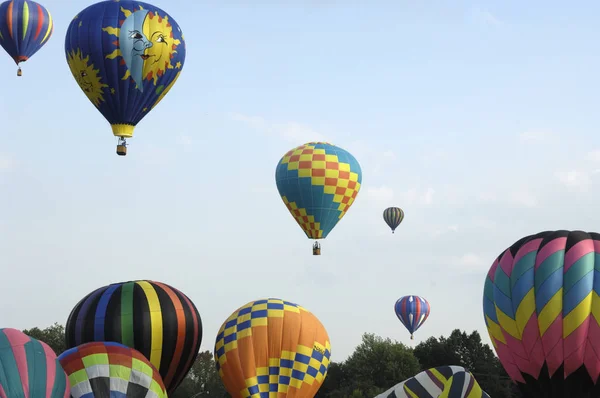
[17,68,21,77]
[313,248,321,255]
[116,144,127,156]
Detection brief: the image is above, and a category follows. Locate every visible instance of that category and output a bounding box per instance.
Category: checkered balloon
[214,298,331,398]
[58,342,167,398]
[275,142,362,242]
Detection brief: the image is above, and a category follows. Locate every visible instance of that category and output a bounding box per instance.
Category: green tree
[171,351,229,398]
[22,323,66,355]
[413,329,517,398]
[318,333,420,397]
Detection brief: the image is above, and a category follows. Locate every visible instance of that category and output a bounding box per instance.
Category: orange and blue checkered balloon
[483,230,600,397]
[275,142,362,240]
[214,298,331,398]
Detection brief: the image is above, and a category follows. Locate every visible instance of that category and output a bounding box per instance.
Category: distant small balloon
[395,295,430,339]
[383,207,404,233]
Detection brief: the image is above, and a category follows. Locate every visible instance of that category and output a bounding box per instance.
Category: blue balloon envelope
[64,0,185,146]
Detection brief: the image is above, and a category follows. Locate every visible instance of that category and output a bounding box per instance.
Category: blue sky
[1,0,600,362]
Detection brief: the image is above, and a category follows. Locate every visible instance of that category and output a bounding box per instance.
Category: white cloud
[177,135,192,147]
[469,8,502,26]
[586,150,600,162]
[477,190,537,207]
[230,113,326,142]
[518,130,554,142]
[449,253,488,271]
[431,225,459,238]
[0,154,14,172]
[397,187,435,206]
[366,185,394,203]
[508,191,537,207]
[555,170,591,191]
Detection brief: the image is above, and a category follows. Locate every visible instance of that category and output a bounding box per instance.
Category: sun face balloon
[375,366,490,398]
[275,142,362,255]
[395,295,430,340]
[383,207,404,233]
[0,328,69,397]
[65,0,185,155]
[483,230,600,397]
[0,0,53,76]
[215,298,331,398]
[65,280,202,394]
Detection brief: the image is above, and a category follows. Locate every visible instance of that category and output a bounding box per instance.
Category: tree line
[23,324,520,397]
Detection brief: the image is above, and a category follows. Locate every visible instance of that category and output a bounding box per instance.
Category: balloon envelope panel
[483,230,600,397]
[58,341,166,398]
[64,0,185,137]
[65,280,202,393]
[395,295,430,336]
[0,328,69,398]
[374,366,490,398]
[214,298,331,398]
[0,0,53,64]
[275,142,362,240]
[383,207,404,232]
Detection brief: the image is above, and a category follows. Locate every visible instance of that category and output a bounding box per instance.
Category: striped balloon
[483,230,600,397]
[374,366,490,398]
[0,0,53,75]
[58,342,166,398]
[0,328,69,398]
[383,207,404,233]
[65,280,202,394]
[394,295,430,339]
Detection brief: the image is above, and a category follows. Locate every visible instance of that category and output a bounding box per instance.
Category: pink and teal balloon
[0,328,69,397]
[484,230,600,397]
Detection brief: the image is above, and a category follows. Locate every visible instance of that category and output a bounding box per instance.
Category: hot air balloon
[65,280,202,394]
[0,0,53,76]
[275,142,362,255]
[0,328,70,397]
[395,295,430,340]
[215,298,331,398]
[483,230,600,398]
[374,366,490,398]
[383,207,404,233]
[65,0,185,156]
[58,342,167,398]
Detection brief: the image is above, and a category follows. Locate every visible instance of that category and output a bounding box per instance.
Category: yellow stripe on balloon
[402,386,419,398]
[563,291,592,338]
[41,11,52,43]
[137,281,163,369]
[467,380,483,397]
[591,291,600,325]
[21,1,29,40]
[485,315,506,344]
[538,289,562,336]
[515,288,536,334]
[428,367,449,384]
[495,306,520,339]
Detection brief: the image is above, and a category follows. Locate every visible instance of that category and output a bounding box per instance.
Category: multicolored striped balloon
[0,328,69,398]
[215,298,331,398]
[374,366,490,398]
[483,230,600,397]
[383,207,404,233]
[58,342,166,398]
[65,280,202,394]
[0,0,53,75]
[394,295,430,339]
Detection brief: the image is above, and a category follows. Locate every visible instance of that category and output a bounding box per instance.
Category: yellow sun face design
[67,48,109,107]
[103,6,182,91]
